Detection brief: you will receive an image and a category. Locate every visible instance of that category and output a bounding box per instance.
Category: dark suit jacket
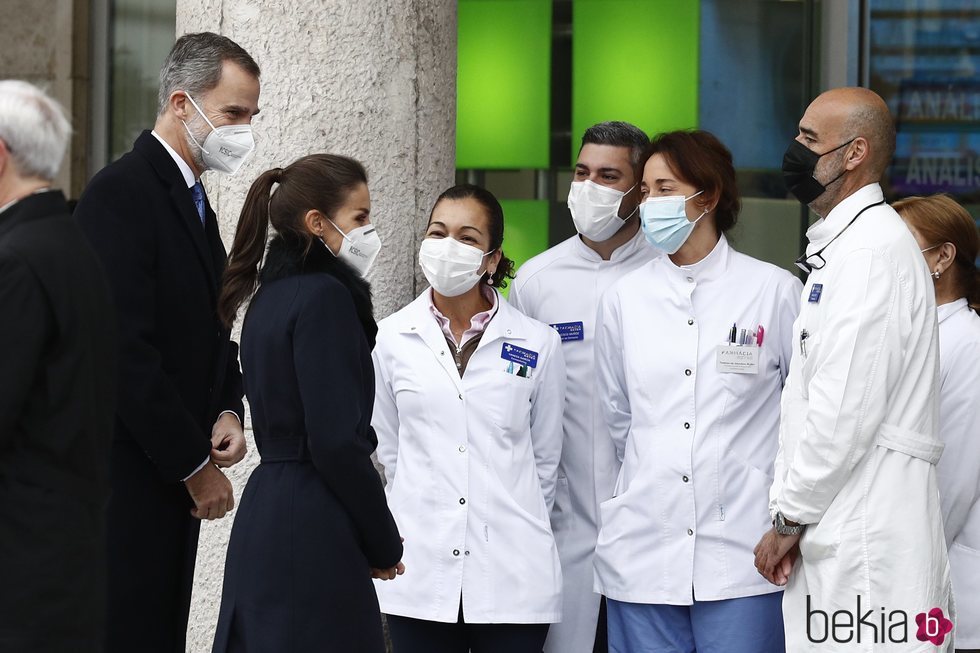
[0,190,116,652]
[75,130,244,481]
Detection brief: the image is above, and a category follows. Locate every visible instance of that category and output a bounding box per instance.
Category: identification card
[550,321,585,342]
[716,345,760,374]
[501,342,539,368]
[808,283,823,303]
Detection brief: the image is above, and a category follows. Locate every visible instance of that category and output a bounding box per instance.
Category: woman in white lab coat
[896,194,980,653]
[593,130,802,653]
[372,184,566,653]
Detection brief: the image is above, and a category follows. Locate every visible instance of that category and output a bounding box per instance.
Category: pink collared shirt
[428,284,499,349]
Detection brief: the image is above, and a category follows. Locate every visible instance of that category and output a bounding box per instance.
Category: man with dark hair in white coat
[510,121,659,653]
[754,87,953,652]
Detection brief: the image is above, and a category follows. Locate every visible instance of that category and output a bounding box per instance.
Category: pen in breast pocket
[800,329,809,357]
[756,325,765,346]
[728,323,737,344]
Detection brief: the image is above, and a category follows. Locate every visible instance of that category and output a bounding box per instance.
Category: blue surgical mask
[639,190,706,254]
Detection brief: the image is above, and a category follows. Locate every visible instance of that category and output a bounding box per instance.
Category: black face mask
[781,139,854,205]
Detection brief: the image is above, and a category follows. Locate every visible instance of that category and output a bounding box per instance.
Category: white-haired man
[0,80,116,653]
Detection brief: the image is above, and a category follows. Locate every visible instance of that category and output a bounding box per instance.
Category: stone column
[0,0,91,198]
[176,2,457,649]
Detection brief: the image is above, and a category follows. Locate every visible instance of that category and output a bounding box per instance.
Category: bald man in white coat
[755,87,953,652]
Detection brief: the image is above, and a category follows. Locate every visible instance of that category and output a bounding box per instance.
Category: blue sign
[501,342,539,368]
[550,321,585,342]
[808,283,823,304]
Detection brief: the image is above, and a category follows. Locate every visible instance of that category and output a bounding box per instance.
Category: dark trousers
[105,440,200,653]
[594,596,608,653]
[387,603,549,653]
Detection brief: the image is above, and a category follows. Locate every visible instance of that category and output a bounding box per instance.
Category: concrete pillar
[176,2,457,649]
[0,0,91,198]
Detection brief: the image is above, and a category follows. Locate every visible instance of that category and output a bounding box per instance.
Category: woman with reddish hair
[896,194,980,653]
[593,130,802,652]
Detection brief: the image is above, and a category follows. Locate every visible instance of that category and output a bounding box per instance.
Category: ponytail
[218,167,281,328]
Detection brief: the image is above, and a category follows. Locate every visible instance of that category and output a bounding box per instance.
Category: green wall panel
[572,0,700,164]
[457,0,552,169]
[500,199,550,296]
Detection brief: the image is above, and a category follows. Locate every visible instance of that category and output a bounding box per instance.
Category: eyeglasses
[795,251,827,273]
[795,200,885,274]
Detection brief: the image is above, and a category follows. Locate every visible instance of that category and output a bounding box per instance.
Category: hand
[754,527,801,585]
[185,463,235,520]
[211,412,246,468]
[371,561,406,580]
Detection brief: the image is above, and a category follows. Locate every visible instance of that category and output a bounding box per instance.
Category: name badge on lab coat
[549,321,584,342]
[716,345,760,374]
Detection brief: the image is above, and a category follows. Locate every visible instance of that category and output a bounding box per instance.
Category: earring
[486,277,494,285]
[932,270,942,280]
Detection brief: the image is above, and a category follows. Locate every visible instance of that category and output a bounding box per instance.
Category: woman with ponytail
[371,184,566,652]
[212,154,403,653]
[895,193,980,653]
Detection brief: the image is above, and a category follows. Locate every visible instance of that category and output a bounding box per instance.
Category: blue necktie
[191,181,206,226]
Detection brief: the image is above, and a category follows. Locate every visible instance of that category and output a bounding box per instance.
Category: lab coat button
[684,369,692,376]
[683,475,689,483]
[440,351,445,356]
[453,549,460,556]
[687,528,694,536]
[506,329,512,335]
[688,318,694,325]
[458,393,463,400]
[465,550,470,556]
[686,276,694,283]
[683,422,690,429]
[459,498,466,505]
[411,326,417,331]
[458,445,466,453]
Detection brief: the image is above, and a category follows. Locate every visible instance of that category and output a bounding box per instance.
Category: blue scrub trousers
[607,592,785,653]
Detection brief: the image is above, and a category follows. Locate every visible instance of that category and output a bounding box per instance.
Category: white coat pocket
[488,372,534,433]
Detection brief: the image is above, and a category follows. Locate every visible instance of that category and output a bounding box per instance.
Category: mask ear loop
[180,92,217,156]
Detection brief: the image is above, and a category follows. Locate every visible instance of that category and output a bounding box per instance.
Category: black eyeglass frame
[795,200,886,274]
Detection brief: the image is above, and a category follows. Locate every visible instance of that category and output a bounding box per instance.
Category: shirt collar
[663,233,730,284]
[427,283,499,347]
[572,222,651,263]
[151,130,197,189]
[806,183,884,252]
[938,297,970,325]
[0,187,52,216]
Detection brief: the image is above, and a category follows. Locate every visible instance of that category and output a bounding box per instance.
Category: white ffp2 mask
[182,93,255,176]
[325,220,382,278]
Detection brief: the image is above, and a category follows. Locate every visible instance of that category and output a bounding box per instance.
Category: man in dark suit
[0,80,116,652]
[74,33,260,653]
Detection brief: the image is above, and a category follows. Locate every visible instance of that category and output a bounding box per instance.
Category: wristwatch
[774,512,805,536]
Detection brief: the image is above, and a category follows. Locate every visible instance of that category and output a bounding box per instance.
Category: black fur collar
[261,236,378,347]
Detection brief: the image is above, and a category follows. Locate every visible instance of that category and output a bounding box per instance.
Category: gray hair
[0,80,71,181]
[157,32,260,115]
[580,121,650,171]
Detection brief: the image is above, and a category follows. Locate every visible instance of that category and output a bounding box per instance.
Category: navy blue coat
[213,237,402,653]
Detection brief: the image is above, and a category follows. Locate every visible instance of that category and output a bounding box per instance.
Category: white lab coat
[510,229,659,652]
[593,235,802,604]
[936,298,980,648]
[771,184,953,652]
[371,289,566,623]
